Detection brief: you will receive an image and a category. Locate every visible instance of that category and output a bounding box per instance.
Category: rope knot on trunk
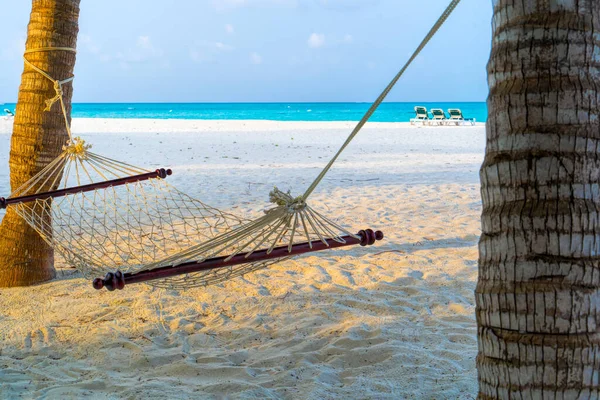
[44,80,63,111]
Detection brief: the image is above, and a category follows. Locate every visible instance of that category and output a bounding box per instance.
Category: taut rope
[301,0,462,200]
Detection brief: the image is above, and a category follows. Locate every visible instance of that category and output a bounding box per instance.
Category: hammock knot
[269,187,306,213]
[63,137,92,159]
[44,80,63,112]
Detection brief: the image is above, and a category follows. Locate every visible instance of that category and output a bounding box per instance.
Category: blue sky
[1,0,492,103]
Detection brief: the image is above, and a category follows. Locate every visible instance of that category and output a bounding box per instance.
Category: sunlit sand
[0,118,483,398]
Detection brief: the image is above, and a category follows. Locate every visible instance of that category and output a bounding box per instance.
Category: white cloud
[136,36,163,57]
[343,34,353,43]
[214,42,234,51]
[106,36,165,69]
[250,52,262,64]
[189,41,235,63]
[113,35,163,64]
[318,0,374,10]
[213,0,297,11]
[137,36,152,50]
[17,33,164,71]
[78,34,116,62]
[225,24,235,34]
[308,33,325,48]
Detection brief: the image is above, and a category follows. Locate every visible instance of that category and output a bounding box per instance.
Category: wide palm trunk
[0,0,79,287]
[476,0,600,398]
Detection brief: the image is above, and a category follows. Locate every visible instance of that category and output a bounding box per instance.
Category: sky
[0,0,493,103]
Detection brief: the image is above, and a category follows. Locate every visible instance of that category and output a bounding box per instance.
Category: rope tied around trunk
[22,47,77,140]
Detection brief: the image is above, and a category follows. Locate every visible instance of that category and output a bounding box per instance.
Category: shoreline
[0,117,484,135]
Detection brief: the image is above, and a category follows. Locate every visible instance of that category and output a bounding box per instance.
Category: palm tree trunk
[477,0,600,398]
[0,0,79,287]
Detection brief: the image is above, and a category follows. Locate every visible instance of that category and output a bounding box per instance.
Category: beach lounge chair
[447,109,476,126]
[430,108,448,125]
[410,106,430,125]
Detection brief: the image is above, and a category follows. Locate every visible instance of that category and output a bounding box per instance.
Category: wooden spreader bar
[92,228,384,291]
[0,168,172,209]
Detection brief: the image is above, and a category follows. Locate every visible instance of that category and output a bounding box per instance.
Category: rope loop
[22,47,76,140]
[44,80,63,111]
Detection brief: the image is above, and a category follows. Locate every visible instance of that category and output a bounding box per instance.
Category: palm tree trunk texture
[477,0,600,398]
[0,0,80,287]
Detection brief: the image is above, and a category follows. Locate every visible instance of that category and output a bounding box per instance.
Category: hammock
[1,0,461,290]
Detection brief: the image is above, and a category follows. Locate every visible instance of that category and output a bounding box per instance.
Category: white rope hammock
[1,0,461,290]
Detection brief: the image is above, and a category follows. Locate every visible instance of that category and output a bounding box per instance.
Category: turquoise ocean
[2,102,487,122]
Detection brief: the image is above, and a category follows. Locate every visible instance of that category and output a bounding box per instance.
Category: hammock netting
[3,137,357,289]
[1,0,461,290]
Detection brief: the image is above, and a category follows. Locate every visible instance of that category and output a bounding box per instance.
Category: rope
[24,47,76,54]
[22,47,77,140]
[301,0,462,200]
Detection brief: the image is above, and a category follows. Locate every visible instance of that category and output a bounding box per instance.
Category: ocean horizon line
[3,101,486,105]
[2,102,488,123]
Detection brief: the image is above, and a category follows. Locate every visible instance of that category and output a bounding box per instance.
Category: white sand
[0,118,484,398]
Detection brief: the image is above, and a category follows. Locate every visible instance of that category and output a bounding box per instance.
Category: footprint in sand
[408,270,424,280]
[258,286,271,296]
[169,318,205,335]
[23,327,55,350]
[23,333,32,349]
[312,265,332,283]
[338,271,356,286]
[227,350,249,366]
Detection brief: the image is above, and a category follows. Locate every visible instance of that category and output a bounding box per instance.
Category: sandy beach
[0,118,484,399]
